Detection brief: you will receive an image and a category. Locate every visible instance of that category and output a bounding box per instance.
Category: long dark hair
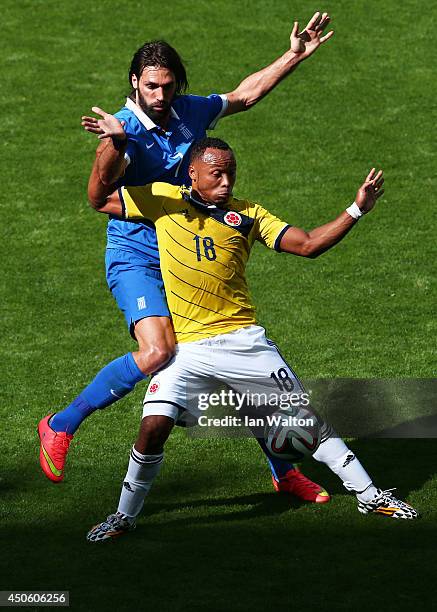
[129,40,188,95]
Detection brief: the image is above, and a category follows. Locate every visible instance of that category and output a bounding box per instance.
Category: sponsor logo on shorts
[137,296,146,310]
[148,381,160,394]
[224,211,242,227]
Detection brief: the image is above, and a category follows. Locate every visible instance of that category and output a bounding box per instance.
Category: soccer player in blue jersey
[38,13,335,502]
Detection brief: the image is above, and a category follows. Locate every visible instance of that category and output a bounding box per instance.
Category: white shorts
[142,325,308,423]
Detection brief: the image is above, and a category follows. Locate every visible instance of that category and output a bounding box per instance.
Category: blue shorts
[105,248,170,339]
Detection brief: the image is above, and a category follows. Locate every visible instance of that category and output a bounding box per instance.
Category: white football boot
[87,512,136,542]
[357,488,418,519]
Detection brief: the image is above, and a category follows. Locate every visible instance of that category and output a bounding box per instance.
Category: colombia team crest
[224,211,242,227]
[148,381,160,394]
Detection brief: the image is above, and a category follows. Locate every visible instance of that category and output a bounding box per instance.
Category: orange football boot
[37,414,73,483]
[272,467,330,503]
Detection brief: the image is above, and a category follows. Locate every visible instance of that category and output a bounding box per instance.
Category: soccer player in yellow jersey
[86,138,417,541]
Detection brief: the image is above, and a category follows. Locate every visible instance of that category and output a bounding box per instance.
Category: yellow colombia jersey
[120,183,290,343]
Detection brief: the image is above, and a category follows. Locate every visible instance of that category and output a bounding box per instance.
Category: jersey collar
[190,190,217,209]
[183,189,254,238]
[184,188,220,211]
[125,97,180,131]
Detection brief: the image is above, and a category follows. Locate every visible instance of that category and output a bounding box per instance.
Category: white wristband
[345,202,363,220]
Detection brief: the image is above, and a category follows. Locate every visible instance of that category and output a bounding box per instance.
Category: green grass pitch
[1,0,436,610]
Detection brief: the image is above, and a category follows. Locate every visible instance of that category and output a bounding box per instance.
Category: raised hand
[355,169,385,214]
[81,107,126,141]
[290,11,334,57]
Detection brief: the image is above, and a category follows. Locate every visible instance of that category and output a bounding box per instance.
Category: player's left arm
[224,12,333,115]
[279,169,384,258]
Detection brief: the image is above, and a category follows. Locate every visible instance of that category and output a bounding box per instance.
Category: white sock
[356,484,379,503]
[117,447,163,520]
[313,436,373,493]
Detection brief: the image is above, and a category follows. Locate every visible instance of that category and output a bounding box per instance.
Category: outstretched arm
[224,11,333,115]
[81,107,128,207]
[280,169,384,258]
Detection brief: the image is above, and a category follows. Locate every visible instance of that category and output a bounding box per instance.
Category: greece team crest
[224,211,242,227]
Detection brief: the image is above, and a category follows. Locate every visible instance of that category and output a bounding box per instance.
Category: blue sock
[254,436,295,480]
[51,353,147,434]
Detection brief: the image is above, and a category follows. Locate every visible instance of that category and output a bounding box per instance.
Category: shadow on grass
[143,491,307,524]
[2,500,437,612]
[2,439,436,612]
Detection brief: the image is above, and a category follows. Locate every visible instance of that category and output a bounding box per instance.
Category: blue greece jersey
[105,93,227,332]
[108,94,227,265]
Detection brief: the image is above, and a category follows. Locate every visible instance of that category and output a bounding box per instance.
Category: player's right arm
[82,107,129,207]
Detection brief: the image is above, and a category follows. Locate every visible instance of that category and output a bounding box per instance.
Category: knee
[136,343,174,374]
[151,343,174,369]
[136,415,173,454]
